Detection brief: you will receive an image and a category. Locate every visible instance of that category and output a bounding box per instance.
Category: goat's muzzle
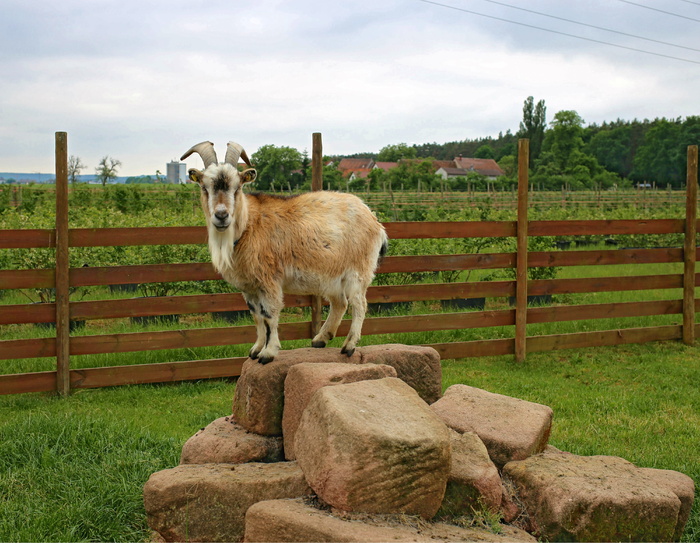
[213,209,230,231]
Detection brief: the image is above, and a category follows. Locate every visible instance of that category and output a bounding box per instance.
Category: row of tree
[64,97,697,191]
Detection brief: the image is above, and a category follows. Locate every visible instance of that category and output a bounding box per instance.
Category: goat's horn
[225,141,253,168]
[180,141,218,169]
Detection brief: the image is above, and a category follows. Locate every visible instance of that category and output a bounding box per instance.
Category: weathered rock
[438,430,503,517]
[232,345,442,436]
[359,344,443,404]
[503,450,696,542]
[294,377,451,519]
[244,498,537,542]
[282,362,397,460]
[180,416,283,464]
[143,462,311,542]
[431,384,553,467]
[232,348,363,436]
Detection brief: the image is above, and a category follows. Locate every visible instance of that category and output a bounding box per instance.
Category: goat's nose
[214,210,229,222]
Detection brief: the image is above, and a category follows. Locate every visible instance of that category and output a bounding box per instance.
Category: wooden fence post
[683,145,698,345]
[310,133,324,336]
[515,139,530,362]
[55,132,71,395]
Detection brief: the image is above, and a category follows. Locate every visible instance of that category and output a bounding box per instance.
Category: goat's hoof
[258,355,275,365]
[341,346,355,357]
[249,350,259,360]
[311,340,327,349]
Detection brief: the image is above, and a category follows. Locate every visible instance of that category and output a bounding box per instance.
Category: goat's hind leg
[311,293,348,349]
[340,288,367,357]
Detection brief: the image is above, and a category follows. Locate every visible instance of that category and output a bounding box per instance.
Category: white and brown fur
[183,141,388,364]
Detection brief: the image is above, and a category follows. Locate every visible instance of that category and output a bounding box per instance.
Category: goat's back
[240,191,386,278]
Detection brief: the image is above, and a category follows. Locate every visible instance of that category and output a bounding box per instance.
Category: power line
[418,0,700,65]
[617,0,700,22]
[674,0,700,6]
[478,0,700,53]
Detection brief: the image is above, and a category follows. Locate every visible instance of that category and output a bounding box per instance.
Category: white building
[166,161,187,184]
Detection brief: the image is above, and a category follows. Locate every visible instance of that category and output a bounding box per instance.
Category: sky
[0,0,698,176]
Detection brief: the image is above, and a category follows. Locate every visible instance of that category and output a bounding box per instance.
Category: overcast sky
[1,0,698,176]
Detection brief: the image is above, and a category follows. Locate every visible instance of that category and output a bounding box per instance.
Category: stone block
[282,362,397,460]
[431,384,553,467]
[294,377,451,519]
[180,416,283,464]
[359,344,442,404]
[503,450,695,542]
[143,462,311,542]
[244,498,537,542]
[438,430,503,517]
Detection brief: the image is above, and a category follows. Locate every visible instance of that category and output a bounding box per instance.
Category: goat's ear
[188,169,204,184]
[241,168,257,185]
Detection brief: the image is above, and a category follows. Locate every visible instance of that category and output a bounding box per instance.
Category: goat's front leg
[246,290,283,365]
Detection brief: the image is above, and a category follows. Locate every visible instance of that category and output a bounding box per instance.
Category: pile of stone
[144,344,695,542]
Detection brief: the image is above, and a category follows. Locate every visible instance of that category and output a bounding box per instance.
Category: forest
[252,97,698,193]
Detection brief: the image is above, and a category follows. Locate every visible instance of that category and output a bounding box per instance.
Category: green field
[1,341,698,542]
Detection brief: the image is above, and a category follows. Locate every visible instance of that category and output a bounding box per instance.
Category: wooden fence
[0,134,698,396]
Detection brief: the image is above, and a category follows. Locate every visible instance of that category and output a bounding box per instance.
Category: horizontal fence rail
[0,135,697,395]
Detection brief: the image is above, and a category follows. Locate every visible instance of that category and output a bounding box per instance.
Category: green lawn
[1,341,698,542]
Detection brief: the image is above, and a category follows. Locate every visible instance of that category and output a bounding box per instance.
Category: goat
[181,141,388,364]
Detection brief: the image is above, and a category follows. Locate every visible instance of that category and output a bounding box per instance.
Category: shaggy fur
[188,159,387,364]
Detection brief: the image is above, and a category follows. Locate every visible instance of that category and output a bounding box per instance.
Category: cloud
[1,0,698,175]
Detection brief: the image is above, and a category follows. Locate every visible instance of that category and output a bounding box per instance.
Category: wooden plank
[367,281,514,303]
[69,262,219,287]
[0,337,56,360]
[529,219,684,236]
[528,247,683,268]
[310,132,324,335]
[425,338,513,359]
[515,138,529,362]
[0,269,54,290]
[69,226,206,247]
[0,303,55,325]
[0,229,55,249]
[527,299,682,324]
[527,325,682,352]
[70,357,246,389]
[55,131,70,396]
[0,371,57,395]
[529,274,685,296]
[340,310,514,336]
[384,221,516,239]
[378,253,515,274]
[683,145,698,344]
[68,321,313,356]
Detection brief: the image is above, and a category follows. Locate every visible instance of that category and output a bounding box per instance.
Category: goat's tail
[376,231,389,268]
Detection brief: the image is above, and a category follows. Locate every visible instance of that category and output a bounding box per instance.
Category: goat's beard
[208,223,236,274]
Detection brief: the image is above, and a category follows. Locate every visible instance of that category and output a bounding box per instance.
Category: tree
[68,155,86,184]
[518,96,547,164]
[474,144,495,159]
[632,119,683,186]
[250,145,302,191]
[377,143,417,162]
[534,110,619,190]
[95,156,122,186]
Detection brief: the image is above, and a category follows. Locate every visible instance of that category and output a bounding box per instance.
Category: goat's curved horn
[225,141,253,168]
[180,141,218,169]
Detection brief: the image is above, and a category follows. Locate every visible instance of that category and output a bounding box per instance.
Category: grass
[0,342,698,542]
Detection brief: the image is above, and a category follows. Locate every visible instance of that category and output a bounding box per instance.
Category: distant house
[435,167,469,180]
[453,156,504,180]
[372,161,397,172]
[336,157,375,180]
[348,168,372,181]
